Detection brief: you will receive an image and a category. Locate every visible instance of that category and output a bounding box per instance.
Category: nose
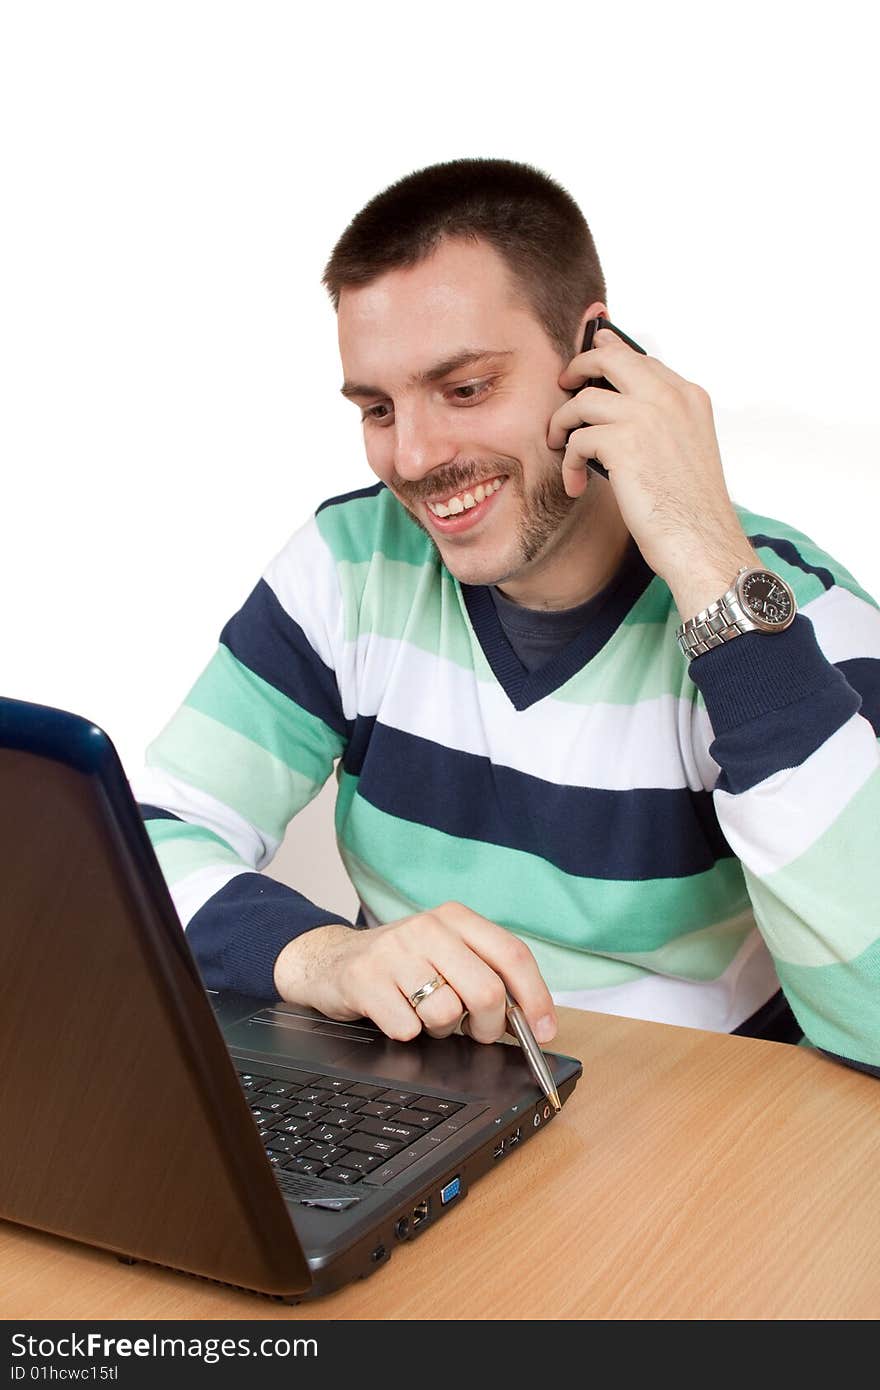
[392,400,457,482]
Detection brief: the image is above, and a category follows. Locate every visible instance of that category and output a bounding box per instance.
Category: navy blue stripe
[345,722,732,880]
[186,872,354,997]
[220,579,349,741]
[747,532,835,589]
[819,1048,880,1079]
[461,539,655,710]
[138,804,182,823]
[316,481,385,514]
[689,619,861,794]
[837,657,880,736]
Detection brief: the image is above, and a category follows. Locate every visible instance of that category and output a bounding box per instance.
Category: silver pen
[504,989,561,1113]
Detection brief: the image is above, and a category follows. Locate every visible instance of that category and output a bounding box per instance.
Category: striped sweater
[136,483,880,1071]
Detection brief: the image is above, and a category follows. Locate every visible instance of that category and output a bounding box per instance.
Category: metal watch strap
[676,568,752,661]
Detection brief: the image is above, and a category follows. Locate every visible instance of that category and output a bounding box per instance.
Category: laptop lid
[0,697,581,1301]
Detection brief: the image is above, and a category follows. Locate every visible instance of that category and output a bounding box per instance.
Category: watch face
[739,570,796,630]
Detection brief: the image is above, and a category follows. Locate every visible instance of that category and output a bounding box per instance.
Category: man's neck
[494,489,633,612]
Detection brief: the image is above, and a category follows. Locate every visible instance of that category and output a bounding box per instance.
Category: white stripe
[172,863,253,929]
[133,765,280,869]
[263,515,347,674]
[348,633,710,790]
[713,713,879,877]
[360,901,779,1034]
[551,929,781,1033]
[803,585,880,664]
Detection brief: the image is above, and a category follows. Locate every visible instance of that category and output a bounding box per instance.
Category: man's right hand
[272,902,557,1047]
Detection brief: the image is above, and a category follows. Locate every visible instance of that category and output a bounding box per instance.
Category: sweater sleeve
[133,514,355,998]
[684,525,880,1073]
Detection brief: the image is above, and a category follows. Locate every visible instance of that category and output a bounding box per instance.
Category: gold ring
[407,974,447,1010]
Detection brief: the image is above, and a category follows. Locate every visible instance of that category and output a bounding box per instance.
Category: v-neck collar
[459,539,655,710]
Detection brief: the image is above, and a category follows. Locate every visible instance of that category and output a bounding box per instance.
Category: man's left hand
[547,327,759,621]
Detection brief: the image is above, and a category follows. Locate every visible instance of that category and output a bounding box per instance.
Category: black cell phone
[570,316,647,479]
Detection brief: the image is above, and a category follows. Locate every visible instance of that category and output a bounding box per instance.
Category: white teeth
[427,476,505,518]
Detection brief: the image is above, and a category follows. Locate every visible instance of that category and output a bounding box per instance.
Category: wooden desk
[1,1008,878,1320]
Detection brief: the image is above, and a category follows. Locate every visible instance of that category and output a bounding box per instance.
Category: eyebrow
[340,349,514,400]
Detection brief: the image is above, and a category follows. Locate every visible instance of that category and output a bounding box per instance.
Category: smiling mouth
[425,476,505,518]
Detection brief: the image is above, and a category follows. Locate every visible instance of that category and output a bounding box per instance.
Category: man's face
[337,237,602,590]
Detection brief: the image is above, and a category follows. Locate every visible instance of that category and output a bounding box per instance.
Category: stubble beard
[396,453,579,587]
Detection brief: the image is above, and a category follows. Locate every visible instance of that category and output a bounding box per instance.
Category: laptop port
[493,1139,505,1159]
[394,1216,410,1240]
[413,1197,430,1226]
[505,1126,522,1150]
[439,1177,461,1206]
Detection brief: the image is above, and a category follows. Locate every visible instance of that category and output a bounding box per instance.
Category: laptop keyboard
[237,1067,481,1188]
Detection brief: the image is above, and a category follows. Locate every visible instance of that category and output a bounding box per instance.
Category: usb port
[440,1176,461,1205]
[506,1126,522,1150]
[493,1139,505,1159]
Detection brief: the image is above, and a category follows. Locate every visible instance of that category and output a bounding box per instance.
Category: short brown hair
[322,158,606,361]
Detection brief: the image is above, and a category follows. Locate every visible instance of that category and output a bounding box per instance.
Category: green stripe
[185,645,344,784]
[316,486,433,568]
[744,766,880,968]
[337,556,476,671]
[146,705,319,845]
[775,940,880,1064]
[335,773,750,992]
[144,819,242,884]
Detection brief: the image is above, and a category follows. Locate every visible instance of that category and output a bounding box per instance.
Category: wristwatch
[676,565,797,661]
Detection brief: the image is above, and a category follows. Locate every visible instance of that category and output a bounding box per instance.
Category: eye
[361,402,394,425]
[448,380,492,404]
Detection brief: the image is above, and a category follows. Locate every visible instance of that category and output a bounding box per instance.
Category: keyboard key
[267,1134,309,1155]
[284,1156,327,1176]
[266,1152,286,1167]
[319,1108,362,1129]
[320,1166,363,1185]
[313,1075,350,1092]
[356,1117,421,1143]
[376,1089,421,1107]
[326,1094,364,1111]
[272,1117,313,1136]
[341,1132,405,1158]
[394,1109,442,1130]
[238,1073,269,1091]
[256,1096,296,1115]
[249,1106,280,1125]
[293,1087,337,1105]
[269,1069,322,1087]
[305,1123,348,1146]
[357,1102,400,1120]
[261,1081,303,1098]
[346,1083,386,1099]
[302,1144,347,1164]
[415,1096,464,1116]
[339,1149,383,1174]
[287,1102,329,1121]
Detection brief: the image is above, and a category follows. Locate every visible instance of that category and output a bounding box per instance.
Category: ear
[573,301,609,355]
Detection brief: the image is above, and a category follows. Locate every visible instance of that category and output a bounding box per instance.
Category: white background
[2,1,877,900]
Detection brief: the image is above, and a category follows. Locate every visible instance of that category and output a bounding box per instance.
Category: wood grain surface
[2,1008,878,1320]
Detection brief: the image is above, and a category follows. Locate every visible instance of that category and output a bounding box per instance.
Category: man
[136,158,880,1073]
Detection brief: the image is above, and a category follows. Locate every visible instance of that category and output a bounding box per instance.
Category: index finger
[560,328,691,403]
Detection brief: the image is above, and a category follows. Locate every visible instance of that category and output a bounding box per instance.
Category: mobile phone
[570,316,647,479]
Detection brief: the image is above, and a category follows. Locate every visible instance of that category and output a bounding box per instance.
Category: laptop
[0,696,582,1303]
